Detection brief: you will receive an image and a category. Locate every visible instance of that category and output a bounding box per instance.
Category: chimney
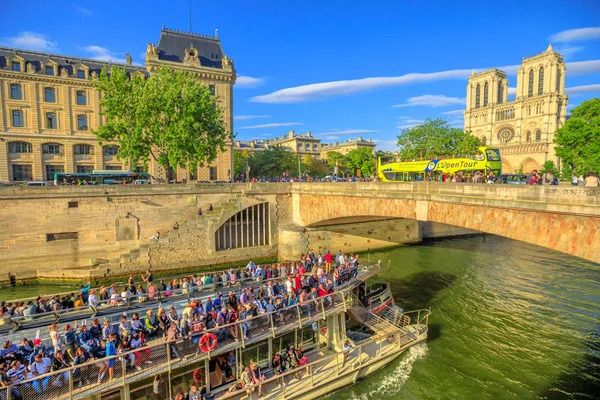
[306,131,311,137]
[368,139,372,143]
[250,142,255,148]
[253,139,257,144]
[288,130,295,139]
[358,137,362,141]
[235,140,240,147]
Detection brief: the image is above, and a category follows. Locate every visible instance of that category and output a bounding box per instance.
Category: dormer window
[45,66,55,76]
[12,62,21,72]
[77,70,86,79]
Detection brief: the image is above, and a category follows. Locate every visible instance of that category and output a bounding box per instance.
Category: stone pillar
[0,141,8,181]
[94,144,103,170]
[278,224,308,260]
[64,144,74,173]
[32,142,43,181]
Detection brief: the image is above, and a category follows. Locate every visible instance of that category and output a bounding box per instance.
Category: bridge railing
[0,265,376,399]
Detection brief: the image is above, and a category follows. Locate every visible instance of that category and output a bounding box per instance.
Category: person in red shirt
[294,274,302,295]
[317,284,332,307]
[324,251,333,275]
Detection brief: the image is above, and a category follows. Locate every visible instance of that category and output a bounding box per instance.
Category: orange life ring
[199,332,218,353]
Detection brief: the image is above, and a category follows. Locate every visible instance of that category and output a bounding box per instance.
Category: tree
[540,160,558,175]
[397,118,482,160]
[302,154,326,178]
[346,147,376,177]
[326,151,348,175]
[92,66,228,178]
[247,147,295,178]
[233,150,250,178]
[554,98,600,175]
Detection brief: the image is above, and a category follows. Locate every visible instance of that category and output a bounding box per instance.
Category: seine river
[2,235,598,399]
[329,236,600,400]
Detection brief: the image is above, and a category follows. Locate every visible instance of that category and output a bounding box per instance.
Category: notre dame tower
[464,45,568,173]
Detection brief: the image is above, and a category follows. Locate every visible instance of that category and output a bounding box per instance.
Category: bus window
[485,149,501,161]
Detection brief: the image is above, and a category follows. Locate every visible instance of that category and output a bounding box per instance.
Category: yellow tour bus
[378,146,502,182]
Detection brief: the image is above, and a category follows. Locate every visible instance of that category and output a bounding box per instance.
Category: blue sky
[2,0,600,150]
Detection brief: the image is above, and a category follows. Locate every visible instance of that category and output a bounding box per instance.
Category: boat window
[485,148,501,161]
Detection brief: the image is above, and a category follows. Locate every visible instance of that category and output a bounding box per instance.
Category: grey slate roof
[0,47,146,77]
[157,27,223,68]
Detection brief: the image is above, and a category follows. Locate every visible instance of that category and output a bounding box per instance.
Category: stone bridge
[0,182,598,282]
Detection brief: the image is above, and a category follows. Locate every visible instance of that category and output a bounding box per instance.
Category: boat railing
[2,266,370,330]
[0,271,375,400]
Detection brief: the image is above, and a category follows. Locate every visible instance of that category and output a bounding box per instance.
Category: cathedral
[464,45,568,174]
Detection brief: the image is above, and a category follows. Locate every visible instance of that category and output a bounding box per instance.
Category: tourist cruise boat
[1,262,430,400]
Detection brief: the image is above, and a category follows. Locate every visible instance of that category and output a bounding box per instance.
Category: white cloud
[237,122,303,130]
[398,122,424,129]
[236,76,265,88]
[554,45,585,59]
[1,31,59,52]
[82,45,127,64]
[323,135,340,141]
[550,27,600,42]
[569,60,600,75]
[441,109,464,116]
[566,84,600,95]
[75,6,92,15]
[372,139,398,152]
[318,129,379,135]
[392,94,465,108]
[234,115,272,121]
[250,58,600,104]
[508,87,517,96]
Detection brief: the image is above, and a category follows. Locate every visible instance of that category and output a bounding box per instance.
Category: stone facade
[464,45,568,174]
[320,137,376,159]
[0,182,598,282]
[0,27,235,183]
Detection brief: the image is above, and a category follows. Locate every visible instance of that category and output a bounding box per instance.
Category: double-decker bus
[378,146,502,182]
[54,170,151,186]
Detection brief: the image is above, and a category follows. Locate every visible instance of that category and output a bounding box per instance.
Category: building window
[538,67,544,95]
[313,144,318,151]
[76,90,87,105]
[76,165,94,173]
[208,85,216,95]
[305,143,310,151]
[45,165,64,181]
[8,142,32,153]
[45,66,55,76]
[77,70,86,79]
[483,82,488,107]
[44,87,56,103]
[481,136,487,145]
[497,127,515,144]
[12,164,32,181]
[134,166,148,173]
[12,62,21,72]
[46,113,57,129]
[475,84,480,108]
[74,144,93,155]
[77,115,88,131]
[209,167,218,180]
[525,131,531,143]
[557,101,563,126]
[215,202,270,251]
[10,84,23,100]
[43,143,62,154]
[104,166,122,171]
[297,143,303,151]
[535,129,541,142]
[556,68,562,93]
[103,145,119,156]
[528,70,534,97]
[12,110,24,127]
[497,80,503,104]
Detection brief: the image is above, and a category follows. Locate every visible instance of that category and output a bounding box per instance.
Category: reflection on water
[330,235,600,400]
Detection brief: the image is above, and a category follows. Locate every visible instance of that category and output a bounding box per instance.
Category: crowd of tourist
[0,250,360,399]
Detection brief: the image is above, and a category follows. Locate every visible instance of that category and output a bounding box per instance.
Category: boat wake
[347,342,429,400]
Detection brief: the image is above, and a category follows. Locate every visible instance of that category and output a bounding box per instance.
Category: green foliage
[397,118,482,159]
[302,154,327,178]
[234,150,250,177]
[346,147,376,177]
[554,98,600,175]
[517,165,524,174]
[247,147,296,178]
[540,160,558,175]
[92,66,228,174]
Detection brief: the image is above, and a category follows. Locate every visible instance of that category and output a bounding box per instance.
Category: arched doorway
[520,158,540,174]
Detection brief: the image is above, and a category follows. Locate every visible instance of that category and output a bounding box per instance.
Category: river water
[329,235,600,400]
[2,236,598,399]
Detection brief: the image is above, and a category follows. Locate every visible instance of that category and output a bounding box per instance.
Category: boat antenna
[368,248,371,265]
[387,260,391,287]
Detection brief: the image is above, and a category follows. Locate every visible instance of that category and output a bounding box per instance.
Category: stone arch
[215,202,270,251]
[520,157,539,174]
[115,214,140,241]
[501,160,514,174]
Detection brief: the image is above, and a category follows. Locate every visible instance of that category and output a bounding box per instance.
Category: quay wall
[0,182,598,283]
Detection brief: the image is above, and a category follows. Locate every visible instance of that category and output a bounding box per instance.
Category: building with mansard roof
[0,27,235,182]
[464,45,568,173]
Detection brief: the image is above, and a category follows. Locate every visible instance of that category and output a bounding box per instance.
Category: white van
[25,181,50,187]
